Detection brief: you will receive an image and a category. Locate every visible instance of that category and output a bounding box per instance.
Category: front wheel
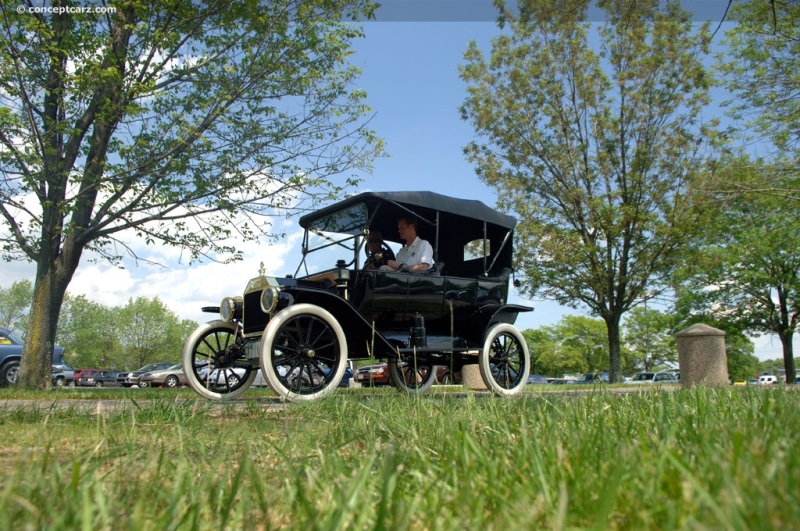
[138,380,149,388]
[479,324,530,396]
[183,320,257,400]
[260,304,347,402]
[388,358,437,393]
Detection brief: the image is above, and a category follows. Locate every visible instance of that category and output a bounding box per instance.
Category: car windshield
[300,202,371,274]
[139,363,169,372]
[6,331,23,344]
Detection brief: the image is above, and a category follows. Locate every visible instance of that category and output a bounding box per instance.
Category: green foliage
[524,315,610,376]
[460,0,714,381]
[57,295,121,368]
[622,305,678,372]
[0,389,799,528]
[0,280,32,334]
[0,0,382,388]
[115,297,197,369]
[721,0,800,153]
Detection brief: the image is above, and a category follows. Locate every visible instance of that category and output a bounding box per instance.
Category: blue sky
[1,8,795,362]
[347,22,572,334]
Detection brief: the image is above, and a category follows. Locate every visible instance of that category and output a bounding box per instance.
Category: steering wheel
[365,241,395,269]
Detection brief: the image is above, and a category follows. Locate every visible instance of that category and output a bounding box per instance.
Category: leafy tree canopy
[721,0,800,154]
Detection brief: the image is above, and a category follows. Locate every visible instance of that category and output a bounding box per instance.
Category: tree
[460,0,713,382]
[523,315,609,377]
[0,1,381,388]
[680,159,800,384]
[622,306,677,372]
[0,280,32,334]
[57,294,121,368]
[553,315,609,372]
[117,297,196,370]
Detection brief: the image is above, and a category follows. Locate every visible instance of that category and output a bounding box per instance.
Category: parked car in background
[51,361,75,387]
[571,372,609,384]
[0,327,67,386]
[757,375,779,386]
[74,368,101,385]
[79,370,122,387]
[355,363,391,387]
[204,366,354,389]
[117,362,174,388]
[626,371,680,384]
[527,374,549,385]
[338,367,354,388]
[138,364,188,388]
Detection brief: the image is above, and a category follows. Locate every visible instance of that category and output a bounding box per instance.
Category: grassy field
[0,385,797,530]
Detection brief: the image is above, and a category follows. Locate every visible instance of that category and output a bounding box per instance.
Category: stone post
[461,363,487,390]
[675,323,729,388]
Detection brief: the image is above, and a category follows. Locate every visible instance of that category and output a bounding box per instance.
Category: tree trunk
[17,249,82,389]
[779,330,796,385]
[605,313,624,383]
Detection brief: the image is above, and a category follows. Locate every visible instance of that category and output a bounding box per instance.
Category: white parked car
[757,375,779,386]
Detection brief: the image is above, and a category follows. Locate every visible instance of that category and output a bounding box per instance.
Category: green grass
[0,386,797,529]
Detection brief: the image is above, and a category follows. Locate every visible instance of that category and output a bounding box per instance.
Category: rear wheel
[95,381,104,388]
[479,324,530,396]
[164,375,180,388]
[183,320,257,400]
[388,358,436,393]
[261,304,346,402]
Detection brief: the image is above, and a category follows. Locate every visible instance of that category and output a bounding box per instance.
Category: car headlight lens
[260,286,279,314]
[220,297,236,322]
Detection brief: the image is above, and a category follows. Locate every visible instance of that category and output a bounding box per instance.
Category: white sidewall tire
[479,323,530,396]
[260,304,347,402]
[183,320,256,400]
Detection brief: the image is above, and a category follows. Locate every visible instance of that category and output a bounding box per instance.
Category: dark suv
[183,192,533,402]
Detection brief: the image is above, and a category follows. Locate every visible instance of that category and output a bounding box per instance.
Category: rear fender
[483,304,534,340]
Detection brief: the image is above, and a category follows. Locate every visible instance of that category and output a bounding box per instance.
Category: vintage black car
[182,191,533,402]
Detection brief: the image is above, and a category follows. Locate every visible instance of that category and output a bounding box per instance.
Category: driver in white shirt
[384,216,434,272]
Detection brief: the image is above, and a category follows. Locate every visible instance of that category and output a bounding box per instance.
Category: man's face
[397,220,413,242]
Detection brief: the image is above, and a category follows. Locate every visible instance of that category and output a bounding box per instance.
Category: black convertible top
[299,191,516,230]
[299,191,517,277]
